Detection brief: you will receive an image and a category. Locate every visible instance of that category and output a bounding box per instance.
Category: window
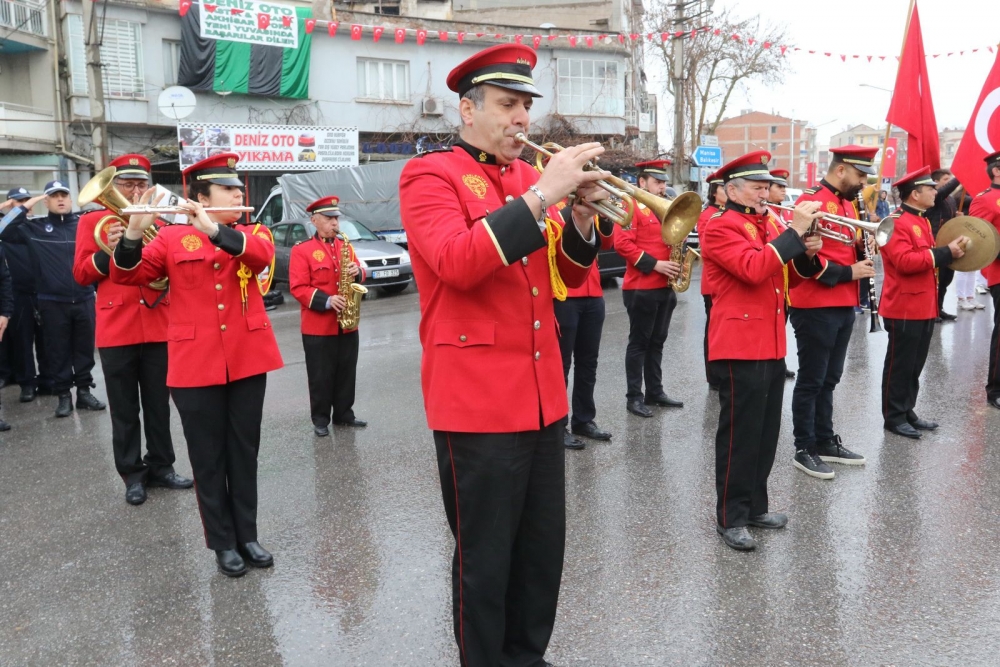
[557,58,625,117]
[271,225,289,247]
[67,15,145,98]
[289,224,310,244]
[771,126,778,134]
[373,5,400,14]
[259,194,283,226]
[770,142,779,151]
[357,58,409,102]
[162,40,181,87]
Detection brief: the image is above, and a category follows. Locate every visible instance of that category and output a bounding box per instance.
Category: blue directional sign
[693,145,723,167]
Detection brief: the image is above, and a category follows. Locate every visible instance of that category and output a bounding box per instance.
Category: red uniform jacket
[110,222,283,387]
[616,203,672,291]
[879,205,952,320]
[73,208,170,348]
[788,182,861,308]
[700,203,812,361]
[698,204,721,297]
[566,219,614,298]
[399,142,599,433]
[289,234,366,335]
[969,184,1000,286]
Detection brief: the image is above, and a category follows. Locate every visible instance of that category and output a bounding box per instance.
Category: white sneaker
[975,300,986,310]
[959,299,976,311]
[977,285,990,294]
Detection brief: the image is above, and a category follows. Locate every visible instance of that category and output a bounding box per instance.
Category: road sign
[700,134,719,147]
[693,145,723,168]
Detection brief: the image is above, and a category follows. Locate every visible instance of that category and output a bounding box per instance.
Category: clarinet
[857,191,883,333]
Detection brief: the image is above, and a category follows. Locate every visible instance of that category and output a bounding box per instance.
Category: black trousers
[789,307,855,451]
[554,296,605,427]
[433,420,565,667]
[99,343,175,486]
[7,292,49,390]
[937,267,955,313]
[710,359,786,528]
[881,318,935,428]
[38,299,96,394]
[987,285,1000,402]
[703,295,718,386]
[171,374,266,551]
[302,332,359,426]
[622,288,677,401]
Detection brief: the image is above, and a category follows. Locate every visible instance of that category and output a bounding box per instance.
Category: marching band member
[970,149,1000,409]
[880,168,967,439]
[787,146,877,478]
[111,153,283,577]
[699,171,725,390]
[767,168,793,223]
[701,150,823,551]
[399,44,606,667]
[73,154,192,506]
[289,195,367,437]
[615,159,684,418]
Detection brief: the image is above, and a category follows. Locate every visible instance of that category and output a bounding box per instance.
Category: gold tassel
[545,216,567,301]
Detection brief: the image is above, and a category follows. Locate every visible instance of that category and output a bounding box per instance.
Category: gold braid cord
[545,217,568,301]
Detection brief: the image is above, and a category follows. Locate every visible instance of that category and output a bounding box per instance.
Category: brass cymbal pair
[935,216,1000,272]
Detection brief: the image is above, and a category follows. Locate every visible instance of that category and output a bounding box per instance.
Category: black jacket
[0,207,94,303]
[927,177,961,235]
[0,247,13,318]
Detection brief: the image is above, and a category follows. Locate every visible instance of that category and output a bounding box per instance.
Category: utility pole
[81,0,107,170]
[671,3,686,189]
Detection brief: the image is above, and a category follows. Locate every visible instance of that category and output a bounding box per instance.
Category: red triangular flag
[494,34,503,39]
[748,38,755,46]
[304,18,315,34]
[780,45,787,55]
[350,24,362,40]
[867,55,872,62]
[689,29,696,39]
[674,30,683,38]
[281,15,292,28]
[824,52,831,57]
[438,31,448,41]
[585,36,593,47]
[661,32,669,42]
[618,34,626,44]
[732,34,740,41]
[373,26,384,42]
[879,55,886,60]
[457,32,465,44]
[886,4,941,170]
[515,34,523,45]
[178,0,191,17]
[476,33,485,37]
[647,33,653,41]
[950,48,1000,194]
[713,28,720,35]
[328,21,339,37]
[395,28,405,43]
[629,33,638,41]
[257,13,270,30]
[569,35,578,47]
[840,54,846,62]
[548,35,557,41]
[532,35,541,49]
[417,29,427,44]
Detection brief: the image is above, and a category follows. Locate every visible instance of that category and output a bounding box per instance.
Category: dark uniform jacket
[0,208,94,303]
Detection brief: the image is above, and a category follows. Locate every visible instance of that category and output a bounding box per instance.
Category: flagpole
[875,0,917,196]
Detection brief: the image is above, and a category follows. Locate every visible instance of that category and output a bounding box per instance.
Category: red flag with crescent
[952,50,1000,195]
[350,24,362,40]
[886,3,940,171]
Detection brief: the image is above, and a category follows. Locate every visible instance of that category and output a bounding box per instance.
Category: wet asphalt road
[2,268,999,667]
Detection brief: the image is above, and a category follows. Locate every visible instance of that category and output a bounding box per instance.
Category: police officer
[700,150,823,551]
[967,150,1000,409]
[0,181,106,418]
[73,154,193,506]
[699,172,725,390]
[615,159,684,418]
[289,195,367,437]
[0,244,12,429]
[111,153,283,577]
[880,167,967,438]
[399,44,607,667]
[787,146,877,478]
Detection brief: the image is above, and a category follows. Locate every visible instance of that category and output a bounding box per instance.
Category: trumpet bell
[79,166,131,214]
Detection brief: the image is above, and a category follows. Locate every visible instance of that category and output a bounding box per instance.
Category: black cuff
[483,198,545,265]
[635,252,658,274]
[560,213,600,266]
[769,228,807,263]
[596,215,615,239]
[932,246,953,269]
[114,236,143,269]
[792,254,822,278]
[92,251,111,276]
[310,290,333,311]
[211,224,245,256]
[817,261,854,287]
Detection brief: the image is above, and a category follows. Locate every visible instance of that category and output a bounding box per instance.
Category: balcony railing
[0,0,46,37]
[0,103,56,144]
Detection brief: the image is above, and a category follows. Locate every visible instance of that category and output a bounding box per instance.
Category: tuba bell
[79,166,168,291]
[654,191,702,292]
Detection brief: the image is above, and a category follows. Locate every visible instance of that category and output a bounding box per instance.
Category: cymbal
[936,216,1000,272]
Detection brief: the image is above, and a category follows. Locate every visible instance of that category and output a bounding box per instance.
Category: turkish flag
[395,28,406,43]
[178,0,191,17]
[373,26,384,42]
[886,3,940,171]
[257,13,270,30]
[416,29,427,45]
[281,15,292,28]
[532,35,541,49]
[457,32,465,44]
[952,50,1000,195]
[438,31,448,41]
[304,19,315,34]
[328,21,339,37]
[351,24,362,40]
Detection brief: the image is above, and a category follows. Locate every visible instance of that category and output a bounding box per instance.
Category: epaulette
[709,210,724,219]
[978,188,991,196]
[888,211,901,219]
[803,186,821,195]
[293,240,306,246]
[414,147,453,158]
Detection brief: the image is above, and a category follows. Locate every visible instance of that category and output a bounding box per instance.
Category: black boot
[76,388,106,411]
[55,393,73,418]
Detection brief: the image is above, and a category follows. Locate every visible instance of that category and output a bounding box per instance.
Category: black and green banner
[178,4,311,99]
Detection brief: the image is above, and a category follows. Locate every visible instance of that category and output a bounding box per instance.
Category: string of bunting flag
[175,1,997,61]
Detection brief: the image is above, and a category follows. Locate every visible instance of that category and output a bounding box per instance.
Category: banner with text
[178,124,359,171]
[199,0,298,48]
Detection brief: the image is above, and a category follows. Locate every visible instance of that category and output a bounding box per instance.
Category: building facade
[714,110,813,188]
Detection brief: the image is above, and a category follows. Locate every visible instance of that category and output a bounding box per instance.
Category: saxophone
[337,233,368,330]
[669,243,700,293]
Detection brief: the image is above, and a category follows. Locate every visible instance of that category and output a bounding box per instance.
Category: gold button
[215,284,222,290]
[218,304,225,310]
[220,324,227,331]
[214,263,221,269]
[532,287,539,296]
[533,320,540,330]
[534,351,541,360]
[459,334,467,342]
[522,257,528,266]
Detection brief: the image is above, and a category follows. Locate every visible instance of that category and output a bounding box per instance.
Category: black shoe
[792,449,835,479]
[938,311,957,321]
[564,430,586,450]
[815,435,866,465]
[0,378,8,390]
[571,421,611,441]
[0,418,10,432]
[989,397,1000,410]
[747,512,788,529]
[314,424,330,437]
[55,393,73,418]
[645,392,684,408]
[886,422,922,439]
[626,399,653,418]
[19,386,36,403]
[716,525,757,551]
[708,383,719,392]
[147,471,194,489]
[333,417,367,427]
[37,386,54,396]
[785,369,796,379]
[216,549,248,577]
[125,482,147,506]
[908,417,938,431]
[76,389,106,411]
[237,541,274,568]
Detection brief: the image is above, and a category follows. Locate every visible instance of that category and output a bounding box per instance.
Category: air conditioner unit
[422,97,444,116]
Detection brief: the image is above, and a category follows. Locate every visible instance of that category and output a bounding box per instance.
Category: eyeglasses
[115,180,149,193]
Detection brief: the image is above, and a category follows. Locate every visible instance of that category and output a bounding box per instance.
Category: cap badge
[760,156,769,165]
[744,222,758,239]
[826,202,838,214]
[462,174,488,199]
[516,58,531,65]
[181,234,203,251]
[129,158,139,166]
[227,157,236,168]
[312,249,325,262]
[478,151,488,163]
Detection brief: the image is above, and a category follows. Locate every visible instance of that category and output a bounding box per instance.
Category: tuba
[78,166,167,291]
[336,233,368,330]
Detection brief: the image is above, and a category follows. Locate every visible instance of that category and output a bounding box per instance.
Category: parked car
[270,218,414,295]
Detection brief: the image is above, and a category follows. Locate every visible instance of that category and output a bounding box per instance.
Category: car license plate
[373,269,399,279]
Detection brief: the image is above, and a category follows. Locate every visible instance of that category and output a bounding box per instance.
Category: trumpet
[118,204,254,216]
[764,201,895,247]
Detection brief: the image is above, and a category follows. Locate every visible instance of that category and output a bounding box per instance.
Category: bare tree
[645,4,790,152]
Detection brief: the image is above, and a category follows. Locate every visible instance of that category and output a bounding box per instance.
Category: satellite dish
[157,86,197,120]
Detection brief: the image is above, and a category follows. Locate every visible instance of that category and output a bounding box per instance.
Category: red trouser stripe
[445,434,467,665]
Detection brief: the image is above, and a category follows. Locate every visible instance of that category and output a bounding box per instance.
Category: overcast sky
[650,0,1000,148]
